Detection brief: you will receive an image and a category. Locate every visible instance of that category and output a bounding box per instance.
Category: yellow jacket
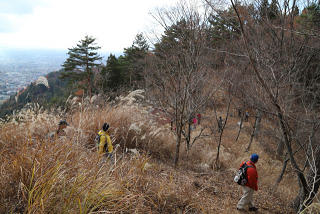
[98,130,113,154]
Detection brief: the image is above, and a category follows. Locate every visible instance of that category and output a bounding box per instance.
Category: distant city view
[0,49,116,105]
[0,49,67,104]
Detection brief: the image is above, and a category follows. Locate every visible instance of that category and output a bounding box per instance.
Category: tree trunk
[304,154,320,209]
[88,75,92,98]
[254,111,261,137]
[235,116,243,142]
[215,129,223,169]
[276,111,310,213]
[174,126,182,167]
[292,182,308,212]
[276,137,285,157]
[275,158,288,185]
[186,119,191,152]
[86,63,92,98]
[293,147,320,212]
[246,115,260,151]
[214,95,231,169]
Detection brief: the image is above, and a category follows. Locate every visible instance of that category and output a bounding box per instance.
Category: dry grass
[301,203,320,214]
[0,91,298,213]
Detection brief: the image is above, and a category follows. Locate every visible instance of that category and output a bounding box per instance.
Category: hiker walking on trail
[237,153,259,212]
[197,113,201,125]
[56,120,68,137]
[192,117,197,130]
[97,123,113,159]
[245,111,249,122]
[49,120,69,139]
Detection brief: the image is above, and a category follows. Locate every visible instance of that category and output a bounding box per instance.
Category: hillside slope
[0,90,296,213]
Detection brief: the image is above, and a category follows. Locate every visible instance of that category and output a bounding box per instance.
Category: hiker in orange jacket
[237,153,259,212]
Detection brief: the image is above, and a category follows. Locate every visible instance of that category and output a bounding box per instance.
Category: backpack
[94,133,101,148]
[234,162,253,186]
[94,132,108,151]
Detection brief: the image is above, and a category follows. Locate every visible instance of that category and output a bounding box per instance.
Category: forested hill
[0,70,70,118]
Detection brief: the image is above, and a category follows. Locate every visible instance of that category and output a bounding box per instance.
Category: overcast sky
[0,0,178,52]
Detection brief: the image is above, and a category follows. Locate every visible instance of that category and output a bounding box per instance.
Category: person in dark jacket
[196,113,201,125]
[56,120,68,137]
[48,120,68,139]
[237,153,259,212]
[245,111,249,122]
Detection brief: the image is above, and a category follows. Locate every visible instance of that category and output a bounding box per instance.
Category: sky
[0,0,178,52]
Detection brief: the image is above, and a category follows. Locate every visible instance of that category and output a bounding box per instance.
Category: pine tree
[259,0,269,19]
[268,0,279,20]
[293,5,299,17]
[105,54,125,91]
[123,33,149,89]
[61,35,102,97]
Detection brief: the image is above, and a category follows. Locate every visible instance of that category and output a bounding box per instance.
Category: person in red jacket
[237,153,259,212]
[196,113,201,125]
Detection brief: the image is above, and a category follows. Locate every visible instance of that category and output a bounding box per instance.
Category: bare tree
[212,91,232,169]
[146,0,222,167]
[246,110,262,151]
[226,0,320,211]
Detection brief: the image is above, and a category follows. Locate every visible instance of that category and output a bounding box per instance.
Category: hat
[58,120,68,126]
[250,153,259,163]
[102,123,109,131]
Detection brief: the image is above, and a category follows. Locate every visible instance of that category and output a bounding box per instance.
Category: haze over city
[0,0,180,103]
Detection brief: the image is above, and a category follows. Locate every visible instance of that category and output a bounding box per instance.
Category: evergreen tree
[208,7,241,43]
[259,0,269,19]
[99,34,149,93]
[105,54,126,91]
[268,0,279,20]
[154,19,193,58]
[123,33,149,89]
[300,3,320,30]
[61,35,102,97]
[293,5,299,17]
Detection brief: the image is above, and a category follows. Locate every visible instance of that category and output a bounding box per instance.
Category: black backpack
[234,162,253,185]
[94,133,101,148]
[94,132,108,151]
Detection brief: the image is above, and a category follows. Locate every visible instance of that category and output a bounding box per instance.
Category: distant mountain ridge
[0,49,122,104]
[0,70,71,118]
[0,49,67,103]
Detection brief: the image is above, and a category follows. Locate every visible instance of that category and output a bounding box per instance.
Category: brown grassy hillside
[0,91,300,213]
